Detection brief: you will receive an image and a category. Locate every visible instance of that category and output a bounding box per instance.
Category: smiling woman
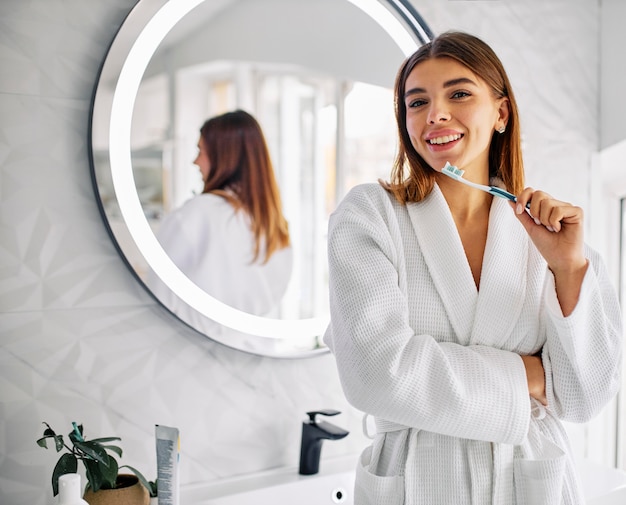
[89,0,432,357]
[324,30,622,504]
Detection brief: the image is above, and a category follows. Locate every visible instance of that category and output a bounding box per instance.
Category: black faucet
[299,409,349,475]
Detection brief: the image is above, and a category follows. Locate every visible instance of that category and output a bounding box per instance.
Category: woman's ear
[497,97,510,130]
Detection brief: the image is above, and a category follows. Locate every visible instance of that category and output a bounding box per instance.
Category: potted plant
[37,421,156,505]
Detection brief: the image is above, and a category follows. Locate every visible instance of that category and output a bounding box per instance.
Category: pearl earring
[497,126,506,134]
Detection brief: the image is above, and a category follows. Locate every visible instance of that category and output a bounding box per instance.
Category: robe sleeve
[324,189,531,445]
[542,247,622,422]
[155,200,205,272]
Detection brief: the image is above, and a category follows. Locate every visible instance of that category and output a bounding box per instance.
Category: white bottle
[58,473,89,505]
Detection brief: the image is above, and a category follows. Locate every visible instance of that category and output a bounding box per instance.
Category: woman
[148,110,292,334]
[324,32,621,504]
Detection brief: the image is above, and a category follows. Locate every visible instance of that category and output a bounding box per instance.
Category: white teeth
[428,134,462,145]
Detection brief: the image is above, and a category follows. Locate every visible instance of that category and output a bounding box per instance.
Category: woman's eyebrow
[443,77,477,88]
[404,77,477,99]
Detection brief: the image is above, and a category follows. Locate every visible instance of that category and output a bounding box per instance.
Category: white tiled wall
[0,1,610,504]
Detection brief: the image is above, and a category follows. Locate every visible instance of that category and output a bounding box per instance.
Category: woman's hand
[521,354,547,406]
[511,188,588,316]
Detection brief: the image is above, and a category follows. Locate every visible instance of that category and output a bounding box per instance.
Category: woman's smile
[425,130,464,153]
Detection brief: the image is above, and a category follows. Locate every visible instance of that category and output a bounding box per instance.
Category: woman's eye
[408,98,427,108]
[451,90,470,99]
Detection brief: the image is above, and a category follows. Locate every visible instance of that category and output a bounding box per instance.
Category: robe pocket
[355,445,405,505]
[513,428,566,505]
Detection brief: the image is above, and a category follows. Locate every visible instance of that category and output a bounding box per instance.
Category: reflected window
[344,82,397,188]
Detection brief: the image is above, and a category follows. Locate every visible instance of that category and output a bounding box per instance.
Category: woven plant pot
[83,474,149,505]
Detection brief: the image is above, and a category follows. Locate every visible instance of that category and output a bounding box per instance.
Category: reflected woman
[147,110,292,336]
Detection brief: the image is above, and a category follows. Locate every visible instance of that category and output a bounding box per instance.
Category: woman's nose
[426,101,451,124]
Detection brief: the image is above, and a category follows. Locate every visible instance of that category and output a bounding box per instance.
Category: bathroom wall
[0,1,615,504]
[600,0,626,150]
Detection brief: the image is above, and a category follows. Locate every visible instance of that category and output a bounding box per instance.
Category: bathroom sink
[181,456,355,505]
[180,455,626,505]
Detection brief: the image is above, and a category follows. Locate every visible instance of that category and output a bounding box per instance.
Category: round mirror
[89,0,432,358]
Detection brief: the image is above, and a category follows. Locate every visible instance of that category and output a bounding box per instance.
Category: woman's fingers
[511,187,586,274]
[525,190,583,233]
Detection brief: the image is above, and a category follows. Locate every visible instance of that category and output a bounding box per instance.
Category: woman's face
[194,136,210,181]
[403,57,508,177]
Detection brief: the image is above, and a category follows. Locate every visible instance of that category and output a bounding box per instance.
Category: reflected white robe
[324,183,622,504]
[146,193,292,345]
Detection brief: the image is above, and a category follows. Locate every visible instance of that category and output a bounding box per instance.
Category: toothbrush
[440,162,530,209]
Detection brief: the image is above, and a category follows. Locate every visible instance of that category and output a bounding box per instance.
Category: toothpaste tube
[155,425,180,505]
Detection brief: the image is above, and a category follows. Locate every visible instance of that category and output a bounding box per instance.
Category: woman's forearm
[521,354,547,405]
[550,260,589,317]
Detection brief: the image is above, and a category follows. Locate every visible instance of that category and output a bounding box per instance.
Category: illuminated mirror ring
[91,0,432,343]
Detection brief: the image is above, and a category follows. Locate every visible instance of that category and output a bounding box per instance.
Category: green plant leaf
[69,424,85,444]
[83,455,118,492]
[53,435,64,452]
[42,422,56,437]
[120,465,154,496]
[72,422,84,442]
[51,453,78,496]
[84,458,104,493]
[74,440,110,465]
[36,426,63,452]
[90,437,122,444]
[99,454,119,489]
[101,444,123,458]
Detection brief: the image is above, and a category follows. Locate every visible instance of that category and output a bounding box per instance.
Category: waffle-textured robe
[324,183,622,504]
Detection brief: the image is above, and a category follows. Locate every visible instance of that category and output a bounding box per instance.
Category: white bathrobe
[146,193,293,346]
[324,183,622,504]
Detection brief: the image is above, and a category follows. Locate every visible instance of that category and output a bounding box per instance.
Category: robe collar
[407,184,529,347]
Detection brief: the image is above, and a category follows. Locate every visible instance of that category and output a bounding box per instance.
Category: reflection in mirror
[90,0,432,357]
[145,108,296,355]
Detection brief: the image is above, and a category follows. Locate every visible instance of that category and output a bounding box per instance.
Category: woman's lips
[427,133,463,145]
[426,133,463,151]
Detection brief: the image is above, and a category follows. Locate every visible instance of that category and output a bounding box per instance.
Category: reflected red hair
[200,110,290,262]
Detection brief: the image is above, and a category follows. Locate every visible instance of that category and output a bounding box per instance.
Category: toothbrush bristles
[443,162,464,176]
